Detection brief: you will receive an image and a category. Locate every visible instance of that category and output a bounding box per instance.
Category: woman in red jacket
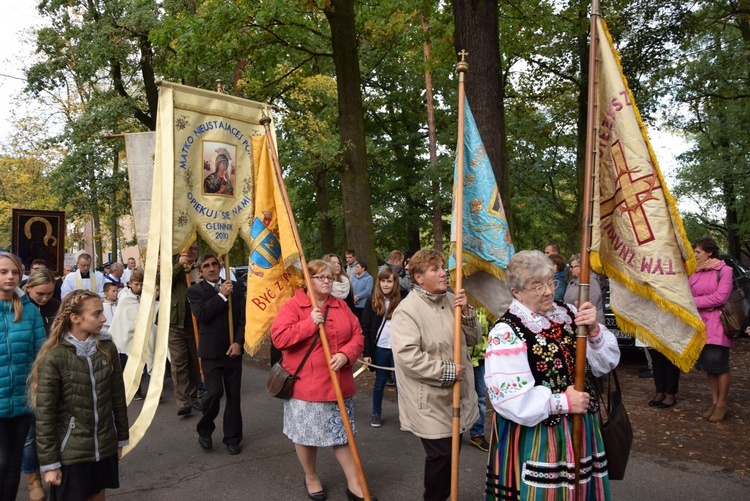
[271,260,368,501]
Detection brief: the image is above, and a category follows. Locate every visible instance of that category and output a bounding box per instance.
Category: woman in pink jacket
[688,237,734,422]
[271,260,368,501]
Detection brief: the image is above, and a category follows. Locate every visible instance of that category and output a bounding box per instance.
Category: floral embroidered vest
[500,302,598,426]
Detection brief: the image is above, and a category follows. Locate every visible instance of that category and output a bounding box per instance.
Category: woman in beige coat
[390,249,480,501]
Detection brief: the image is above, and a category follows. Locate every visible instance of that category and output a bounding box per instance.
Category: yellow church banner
[161,81,275,255]
[590,19,705,372]
[122,82,279,454]
[244,135,303,355]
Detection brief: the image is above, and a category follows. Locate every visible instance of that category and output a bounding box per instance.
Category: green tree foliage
[666,0,750,259]
[497,0,695,256]
[154,0,458,262]
[19,0,743,268]
[24,0,157,264]
[0,155,59,250]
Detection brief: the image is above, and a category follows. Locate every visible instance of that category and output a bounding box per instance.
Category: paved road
[17,359,750,500]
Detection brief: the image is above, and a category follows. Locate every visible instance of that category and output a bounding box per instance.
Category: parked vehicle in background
[601,276,639,351]
[719,254,750,337]
[234,265,249,287]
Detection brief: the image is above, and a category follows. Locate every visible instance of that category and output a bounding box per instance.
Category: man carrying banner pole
[258,116,373,501]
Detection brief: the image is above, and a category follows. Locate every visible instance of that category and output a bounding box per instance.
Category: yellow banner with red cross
[590,19,705,372]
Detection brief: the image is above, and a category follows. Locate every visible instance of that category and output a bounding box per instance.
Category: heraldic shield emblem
[250,214,281,269]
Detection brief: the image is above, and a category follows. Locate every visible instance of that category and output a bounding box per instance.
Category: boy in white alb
[102,282,118,330]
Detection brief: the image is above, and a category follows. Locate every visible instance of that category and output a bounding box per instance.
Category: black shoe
[346,487,376,501]
[177,406,192,416]
[198,435,212,451]
[639,368,653,378]
[648,394,665,407]
[658,396,677,408]
[469,434,490,452]
[304,479,326,501]
[191,400,203,411]
[370,413,382,428]
[133,391,145,401]
[226,443,241,455]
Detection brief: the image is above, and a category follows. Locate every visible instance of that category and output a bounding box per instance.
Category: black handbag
[595,370,633,481]
[266,334,319,399]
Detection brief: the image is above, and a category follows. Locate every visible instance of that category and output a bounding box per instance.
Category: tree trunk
[110,148,119,263]
[316,169,336,254]
[139,37,158,131]
[452,0,509,216]
[323,0,377,269]
[725,179,740,258]
[92,205,103,267]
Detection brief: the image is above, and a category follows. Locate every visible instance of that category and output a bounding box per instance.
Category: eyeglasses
[311,275,334,283]
[526,280,559,295]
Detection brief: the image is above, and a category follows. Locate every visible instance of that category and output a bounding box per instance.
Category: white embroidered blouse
[484,299,620,427]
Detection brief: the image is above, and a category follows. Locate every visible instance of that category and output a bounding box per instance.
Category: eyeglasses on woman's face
[311,275,333,283]
[526,279,559,295]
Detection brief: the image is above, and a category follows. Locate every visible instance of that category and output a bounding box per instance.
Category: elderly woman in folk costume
[484,250,620,501]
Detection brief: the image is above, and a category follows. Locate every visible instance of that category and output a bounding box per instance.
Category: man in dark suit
[187,253,245,455]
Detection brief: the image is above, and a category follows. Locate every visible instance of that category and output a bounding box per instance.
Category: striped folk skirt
[485,413,610,501]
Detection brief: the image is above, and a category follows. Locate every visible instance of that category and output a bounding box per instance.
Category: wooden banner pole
[573,0,600,498]
[450,50,469,501]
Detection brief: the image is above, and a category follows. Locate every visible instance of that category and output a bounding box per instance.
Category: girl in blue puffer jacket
[0,252,46,499]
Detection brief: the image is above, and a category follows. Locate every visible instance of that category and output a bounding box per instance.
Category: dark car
[603,254,750,347]
[601,277,640,351]
[234,265,249,286]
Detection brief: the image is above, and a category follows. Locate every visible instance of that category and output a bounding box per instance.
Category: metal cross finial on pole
[457,49,469,63]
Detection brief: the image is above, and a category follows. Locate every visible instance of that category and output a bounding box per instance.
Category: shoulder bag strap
[373,305,389,346]
[292,305,329,377]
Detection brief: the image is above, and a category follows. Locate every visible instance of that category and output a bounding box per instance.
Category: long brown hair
[322,253,347,281]
[0,252,24,322]
[372,266,402,318]
[28,290,111,406]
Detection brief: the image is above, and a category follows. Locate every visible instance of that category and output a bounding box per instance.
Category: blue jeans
[21,415,39,473]
[470,363,487,437]
[371,346,394,415]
